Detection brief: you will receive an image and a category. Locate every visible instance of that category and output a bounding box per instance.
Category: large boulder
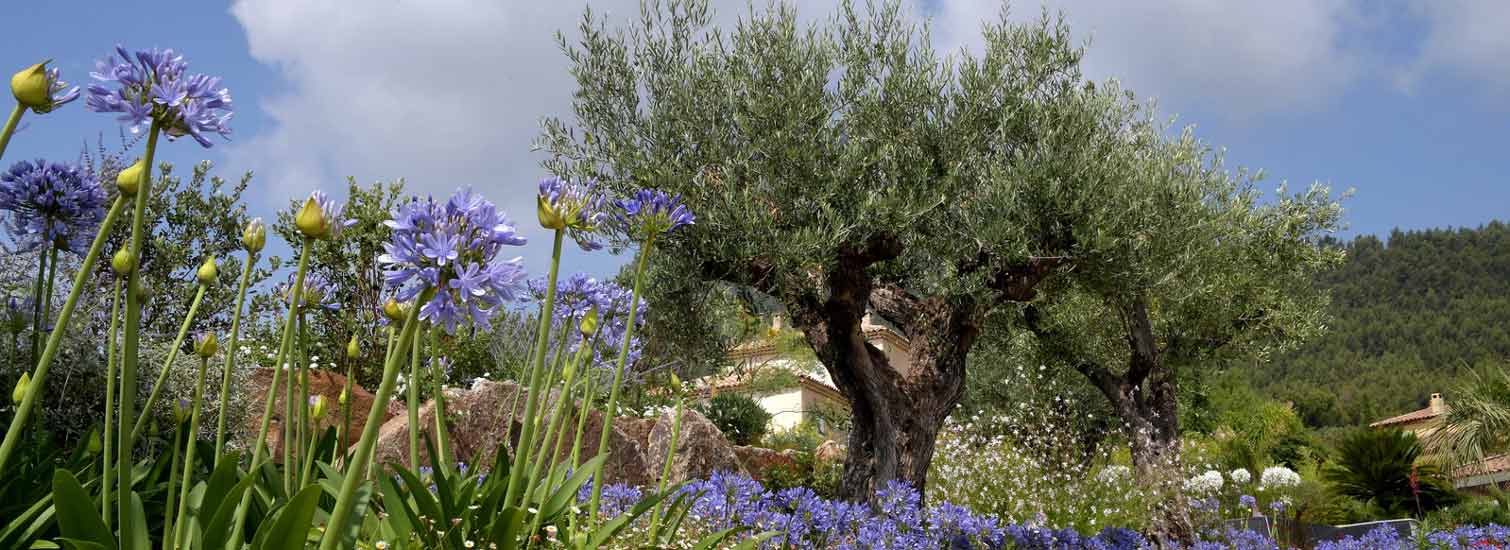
[645,408,747,484]
[734,445,801,482]
[371,380,652,487]
[243,367,387,462]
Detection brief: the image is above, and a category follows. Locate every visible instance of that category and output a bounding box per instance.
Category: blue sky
[3,1,1507,277]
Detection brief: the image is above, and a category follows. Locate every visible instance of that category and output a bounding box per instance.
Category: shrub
[698,393,770,445]
[1324,428,1460,517]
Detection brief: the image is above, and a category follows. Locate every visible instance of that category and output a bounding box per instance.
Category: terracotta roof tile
[1368,406,1444,428]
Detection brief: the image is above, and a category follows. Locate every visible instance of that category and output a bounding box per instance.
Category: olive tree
[541,2,1342,536]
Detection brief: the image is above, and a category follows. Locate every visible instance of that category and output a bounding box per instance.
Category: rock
[734,445,801,482]
[242,367,387,462]
[370,380,652,487]
[618,416,657,450]
[815,440,846,464]
[646,408,747,485]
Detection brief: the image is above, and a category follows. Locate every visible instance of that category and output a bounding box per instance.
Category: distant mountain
[1251,221,1510,427]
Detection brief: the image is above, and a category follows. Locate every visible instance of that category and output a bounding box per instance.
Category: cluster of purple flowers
[537,178,606,250]
[380,188,529,333]
[0,159,108,253]
[617,188,695,240]
[283,271,340,312]
[579,471,1145,550]
[85,45,233,147]
[1312,524,1510,550]
[17,64,80,113]
[524,272,647,370]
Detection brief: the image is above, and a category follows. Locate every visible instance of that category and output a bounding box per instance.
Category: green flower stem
[589,236,654,523]
[117,123,160,548]
[100,279,123,528]
[0,194,127,474]
[524,333,592,509]
[172,355,213,546]
[568,372,599,472]
[297,311,311,487]
[317,287,433,550]
[228,239,311,547]
[407,321,422,467]
[164,419,183,550]
[647,396,685,539]
[0,103,23,160]
[522,317,575,466]
[127,284,207,445]
[28,242,47,361]
[429,327,453,472]
[339,358,354,462]
[504,229,565,510]
[39,246,58,356]
[284,313,299,493]
[213,252,258,464]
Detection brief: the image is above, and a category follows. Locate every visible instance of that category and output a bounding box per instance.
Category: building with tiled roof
[1370,393,1509,493]
[1368,393,1448,437]
[697,313,906,439]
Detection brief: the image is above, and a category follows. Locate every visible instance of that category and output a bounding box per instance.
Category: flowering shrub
[1314,524,1510,550]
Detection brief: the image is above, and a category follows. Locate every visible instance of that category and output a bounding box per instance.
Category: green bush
[698,393,771,446]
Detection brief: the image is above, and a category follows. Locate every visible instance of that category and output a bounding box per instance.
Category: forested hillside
[1253,221,1510,427]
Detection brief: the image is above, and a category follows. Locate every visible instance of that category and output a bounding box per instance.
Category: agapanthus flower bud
[173,398,191,423]
[295,196,327,238]
[579,307,600,337]
[11,61,79,113]
[294,190,353,241]
[196,255,218,286]
[116,159,145,196]
[338,386,350,407]
[111,248,135,274]
[382,298,407,321]
[2,296,31,335]
[308,395,328,419]
[193,332,218,358]
[242,217,266,253]
[346,333,360,359]
[668,372,684,394]
[12,372,29,404]
[87,430,102,454]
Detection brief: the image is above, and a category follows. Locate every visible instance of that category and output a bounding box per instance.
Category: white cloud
[926,0,1363,120]
[227,0,1373,268]
[1399,0,1510,96]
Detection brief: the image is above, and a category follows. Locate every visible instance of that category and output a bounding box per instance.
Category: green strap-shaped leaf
[377,473,416,544]
[50,470,115,550]
[54,539,107,550]
[255,484,322,550]
[541,454,606,520]
[124,492,148,550]
[200,473,256,550]
[195,451,244,530]
[0,491,55,549]
[486,506,525,550]
[731,531,782,550]
[334,483,374,550]
[691,526,748,550]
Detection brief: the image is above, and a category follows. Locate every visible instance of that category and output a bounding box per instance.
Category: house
[1369,393,1509,493]
[1368,392,1448,438]
[696,313,910,440]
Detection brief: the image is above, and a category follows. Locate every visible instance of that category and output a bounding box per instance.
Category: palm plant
[1428,367,1510,468]
[1323,428,1458,518]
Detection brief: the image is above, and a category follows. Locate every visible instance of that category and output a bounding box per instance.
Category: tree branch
[988,255,1074,303]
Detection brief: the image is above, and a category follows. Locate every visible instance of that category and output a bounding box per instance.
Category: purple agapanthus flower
[0,159,108,253]
[282,271,339,312]
[537,177,605,250]
[84,45,233,147]
[380,187,528,334]
[616,188,694,240]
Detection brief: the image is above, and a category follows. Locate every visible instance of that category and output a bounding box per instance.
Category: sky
[2,0,1508,278]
